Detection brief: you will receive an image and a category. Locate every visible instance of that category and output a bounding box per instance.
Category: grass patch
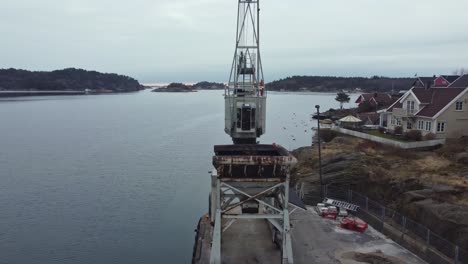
[364,130,408,142]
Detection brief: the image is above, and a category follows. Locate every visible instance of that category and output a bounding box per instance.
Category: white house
[379,75,468,139]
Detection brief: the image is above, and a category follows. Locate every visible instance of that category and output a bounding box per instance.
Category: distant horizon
[2,1,468,84]
[3,66,461,85]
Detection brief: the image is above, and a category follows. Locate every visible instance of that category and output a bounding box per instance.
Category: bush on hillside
[394,126,403,135]
[437,138,467,159]
[319,129,337,143]
[424,133,436,140]
[355,140,381,152]
[405,130,422,141]
[386,146,417,159]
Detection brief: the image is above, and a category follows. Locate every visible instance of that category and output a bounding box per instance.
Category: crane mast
[225,0,266,144]
[208,2,296,264]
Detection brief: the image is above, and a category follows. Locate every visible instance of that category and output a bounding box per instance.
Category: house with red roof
[413,76,437,88]
[355,93,394,110]
[434,75,460,87]
[379,74,468,139]
[412,75,460,88]
[357,112,380,126]
[355,93,396,126]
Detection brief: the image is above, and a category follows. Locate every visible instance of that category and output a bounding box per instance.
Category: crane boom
[225,0,266,144]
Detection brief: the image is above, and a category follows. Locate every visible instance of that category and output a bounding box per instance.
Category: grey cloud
[1,0,467,82]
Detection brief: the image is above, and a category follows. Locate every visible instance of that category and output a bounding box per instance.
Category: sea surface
[0,90,357,264]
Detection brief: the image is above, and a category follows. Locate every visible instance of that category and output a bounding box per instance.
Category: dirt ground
[339,250,406,264]
[293,136,468,205]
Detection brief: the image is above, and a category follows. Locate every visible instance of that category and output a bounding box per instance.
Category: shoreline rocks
[291,136,468,249]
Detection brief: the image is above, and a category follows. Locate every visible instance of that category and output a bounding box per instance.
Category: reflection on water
[0,90,357,264]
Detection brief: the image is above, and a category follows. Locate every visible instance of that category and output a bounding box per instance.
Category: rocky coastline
[291,135,468,250]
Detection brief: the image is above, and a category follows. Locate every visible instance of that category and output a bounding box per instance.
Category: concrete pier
[193,207,427,264]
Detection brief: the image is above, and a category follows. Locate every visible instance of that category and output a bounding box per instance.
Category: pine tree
[335,92,350,109]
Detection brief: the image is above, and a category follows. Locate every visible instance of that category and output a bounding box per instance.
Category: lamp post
[315,105,324,200]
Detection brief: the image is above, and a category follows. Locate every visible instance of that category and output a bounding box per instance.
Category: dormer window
[406,100,415,113]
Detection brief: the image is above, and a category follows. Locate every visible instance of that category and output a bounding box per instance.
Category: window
[437,122,446,132]
[250,108,256,129]
[418,120,424,130]
[456,101,463,111]
[241,106,252,131]
[396,118,401,126]
[236,108,241,128]
[425,121,432,131]
[391,117,395,125]
[407,122,412,129]
[406,100,415,113]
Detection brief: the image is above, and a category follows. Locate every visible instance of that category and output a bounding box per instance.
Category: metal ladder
[323,198,359,212]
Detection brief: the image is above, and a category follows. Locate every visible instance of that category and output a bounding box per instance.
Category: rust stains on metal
[213,144,297,179]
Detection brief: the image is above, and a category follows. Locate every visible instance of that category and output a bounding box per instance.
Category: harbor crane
[210,1,297,264]
[225,0,266,144]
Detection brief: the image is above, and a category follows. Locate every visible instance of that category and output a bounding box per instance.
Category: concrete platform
[193,207,427,264]
[291,207,426,264]
[222,219,280,264]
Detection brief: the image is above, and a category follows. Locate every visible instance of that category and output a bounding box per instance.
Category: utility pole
[315,105,323,200]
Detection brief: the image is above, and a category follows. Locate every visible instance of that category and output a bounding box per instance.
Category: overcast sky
[1,0,468,83]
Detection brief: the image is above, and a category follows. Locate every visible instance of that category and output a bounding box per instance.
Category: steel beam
[223,214,283,219]
[221,182,283,214]
[222,183,282,213]
[221,177,285,183]
[210,210,221,264]
[282,177,293,264]
[222,219,237,233]
[267,218,283,231]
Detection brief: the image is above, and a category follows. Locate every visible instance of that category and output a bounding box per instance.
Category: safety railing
[321,185,467,264]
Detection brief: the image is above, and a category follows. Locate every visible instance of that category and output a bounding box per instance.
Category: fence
[321,184,467,264]
[331,127,446,149]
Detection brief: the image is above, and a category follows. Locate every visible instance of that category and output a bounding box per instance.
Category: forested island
[1,69,420,95]
[152,82,226,92]
[192,81,226,90]
[0,68,144,93]
[152,83,196,93]
[266,76,415,93]
[152,77,416,93]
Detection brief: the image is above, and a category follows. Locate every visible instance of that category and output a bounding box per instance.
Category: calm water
[0,90,357,264]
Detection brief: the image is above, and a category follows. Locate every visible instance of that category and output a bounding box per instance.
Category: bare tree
[452,67,467,75]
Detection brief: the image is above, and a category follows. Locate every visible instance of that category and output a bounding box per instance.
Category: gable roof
[413,88,466,117]
[357,112,380,125]
[386,101,403,112]
[372,93,393,105]
[448,74,468,88]
[393,89,420,106]
[356,93,393,105]
[414,77,436,87]
[412,89,435,104]
[441,75,460,83]
[385,90,408,112]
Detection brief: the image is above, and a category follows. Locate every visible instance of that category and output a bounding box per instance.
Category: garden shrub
[424,133,436,140]
[319,129,337,143]
[405,130,422,141]
[394,126,403,135]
